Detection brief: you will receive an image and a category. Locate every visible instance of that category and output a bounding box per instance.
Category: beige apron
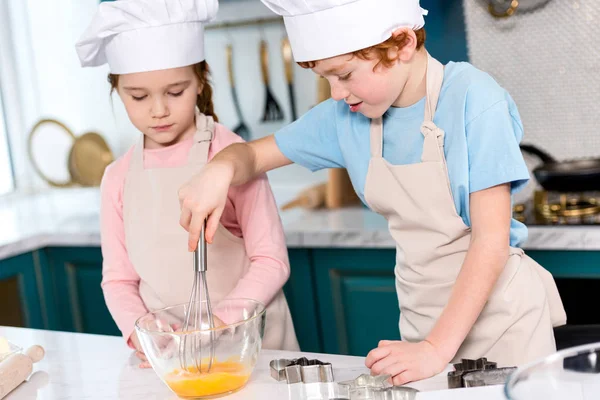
[123,112,299,351]
[364,54,566,367]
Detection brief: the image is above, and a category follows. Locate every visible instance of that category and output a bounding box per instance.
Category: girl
[76,0,299,368]
[178,0,566,384]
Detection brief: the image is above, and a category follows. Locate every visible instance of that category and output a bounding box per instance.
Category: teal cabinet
[283,249,323,353]
[44,247,120,336]
[5,244,600,356]
[527,250,600,279]
[0,252,47,329]
[312,249,400,357]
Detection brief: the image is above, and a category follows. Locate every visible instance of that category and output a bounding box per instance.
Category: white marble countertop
[0,187,599,261]
[0,325,505,400]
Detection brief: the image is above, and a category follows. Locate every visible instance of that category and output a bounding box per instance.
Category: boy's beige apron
[364,54,566,366]
[123,113,299,351]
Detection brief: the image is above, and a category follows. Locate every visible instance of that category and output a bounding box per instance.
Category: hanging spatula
[260,40,284,122]
[281,37,297,121]
[226,44,251,141]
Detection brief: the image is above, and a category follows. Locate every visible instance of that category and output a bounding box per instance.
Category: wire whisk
[179,221,215,373]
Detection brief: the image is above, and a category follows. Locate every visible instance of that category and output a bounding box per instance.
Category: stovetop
[514,191,600,226]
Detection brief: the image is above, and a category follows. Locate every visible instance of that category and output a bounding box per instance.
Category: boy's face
[312,31,418,119]
[117,66,202,149]
[313,53,411,119]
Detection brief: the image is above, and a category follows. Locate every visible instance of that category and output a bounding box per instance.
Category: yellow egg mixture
[165,360,250,398]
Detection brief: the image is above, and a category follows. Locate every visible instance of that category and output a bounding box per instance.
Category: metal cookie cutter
[338,374,419,400]
[270,357,335,384]
[447,358,516,389]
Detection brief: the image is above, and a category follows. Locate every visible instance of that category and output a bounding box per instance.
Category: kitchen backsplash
[463,0,600,202]
[465,0,600,161]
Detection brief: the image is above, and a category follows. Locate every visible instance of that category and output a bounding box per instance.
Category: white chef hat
[76,0,218,74]
[261,0,427,62]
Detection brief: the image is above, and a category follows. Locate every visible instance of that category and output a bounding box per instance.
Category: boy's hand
[179,161,234,250]
[365,340,448,385]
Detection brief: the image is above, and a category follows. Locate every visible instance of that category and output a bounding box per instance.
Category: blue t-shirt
[275,62,530,246]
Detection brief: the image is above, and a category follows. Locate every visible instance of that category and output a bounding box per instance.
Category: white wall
[0,0,327,194]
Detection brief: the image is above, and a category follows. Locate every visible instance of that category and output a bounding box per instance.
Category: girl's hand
[130,332,152,369]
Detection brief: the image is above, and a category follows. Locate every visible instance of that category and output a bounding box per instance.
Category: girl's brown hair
[108,61,219,122]
[298,28,426,70]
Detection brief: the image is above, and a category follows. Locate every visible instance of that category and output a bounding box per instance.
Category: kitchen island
[0,326,505,400]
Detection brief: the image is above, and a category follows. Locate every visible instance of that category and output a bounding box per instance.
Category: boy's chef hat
[261,0,427,62]
[76,0,218,74]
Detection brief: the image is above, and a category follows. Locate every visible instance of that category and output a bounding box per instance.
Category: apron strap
[421,53,446,163]
[188,110,215,165]
[424,53,444,123]
[370,117,384,157]
[130,134,146,173]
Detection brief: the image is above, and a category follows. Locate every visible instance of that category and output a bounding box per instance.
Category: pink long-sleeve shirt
[100,123,290,346]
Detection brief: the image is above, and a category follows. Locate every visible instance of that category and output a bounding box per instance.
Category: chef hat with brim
[261,0,427,62]
[76,0,218,74]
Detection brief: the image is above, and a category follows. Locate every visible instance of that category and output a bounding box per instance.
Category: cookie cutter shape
[447,357,517,389]
[338,374,419,400]
[270,357,335,384]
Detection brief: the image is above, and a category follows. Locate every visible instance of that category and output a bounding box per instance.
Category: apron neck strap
[370,117,384,157]
[131,134,145,173]
[130,110,215,170]
[188,111,215,166]
[420,54,446,163]
[424,52,445,123]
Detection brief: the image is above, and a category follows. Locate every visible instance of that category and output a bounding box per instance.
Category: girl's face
[117,66,202,149]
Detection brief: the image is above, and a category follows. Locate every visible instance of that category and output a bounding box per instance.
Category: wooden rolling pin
[0,345,45,399]
[281,183,327,210]
[316,76,361,209]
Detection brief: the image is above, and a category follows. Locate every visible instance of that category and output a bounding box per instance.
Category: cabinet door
[0,252,45,329]
[45,247,120,336]
[313,249,400,356]
[283,249,322,353]
[527,250,600,327]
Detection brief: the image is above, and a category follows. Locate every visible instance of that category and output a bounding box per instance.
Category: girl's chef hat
[260,0,427,62]
[76,0,218,74]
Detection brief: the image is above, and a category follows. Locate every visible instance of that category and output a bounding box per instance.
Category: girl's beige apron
[123,113,299,351]
[364,54,566,366]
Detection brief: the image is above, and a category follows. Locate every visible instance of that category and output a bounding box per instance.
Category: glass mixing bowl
[505,342,600,400]
[135,299,266,399]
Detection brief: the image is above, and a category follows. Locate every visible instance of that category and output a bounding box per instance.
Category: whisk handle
[193,220,208,272]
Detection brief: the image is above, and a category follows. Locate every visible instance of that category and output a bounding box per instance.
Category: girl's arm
[100,161,149,348]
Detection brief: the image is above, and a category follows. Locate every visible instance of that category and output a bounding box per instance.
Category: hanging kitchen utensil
[226,44,251,141]
[69,132,114,186]
[487,0,553,18]
[520,144,600,192]
[260,39,284,122]
[281,36,297,121]
[28,118,113,188]
[28,119,76,188]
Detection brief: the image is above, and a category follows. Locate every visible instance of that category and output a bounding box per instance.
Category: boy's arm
[178,135,292,250]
